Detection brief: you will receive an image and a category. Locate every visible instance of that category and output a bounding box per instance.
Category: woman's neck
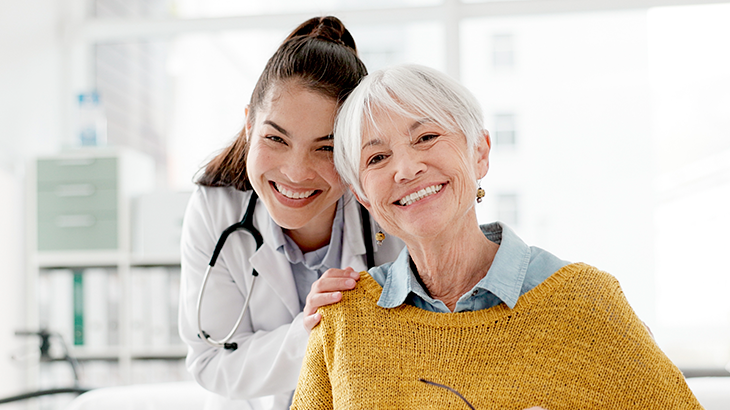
[283,201,338,253]
[407,219,499,312]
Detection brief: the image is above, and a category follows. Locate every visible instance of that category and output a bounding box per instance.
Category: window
[496,193,519,226]
[492,113,517,146]
[492,33,515,69]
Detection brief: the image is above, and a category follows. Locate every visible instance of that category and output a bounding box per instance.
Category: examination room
[1,0,729,409]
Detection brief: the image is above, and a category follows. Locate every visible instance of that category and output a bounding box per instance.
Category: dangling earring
[375,231,386,246]
[476,183,485,203]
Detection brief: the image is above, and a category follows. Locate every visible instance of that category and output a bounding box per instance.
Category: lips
[397,184,443,206]
[273,182,317,199]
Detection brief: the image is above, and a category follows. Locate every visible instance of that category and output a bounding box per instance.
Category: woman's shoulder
[192,185,252,206]
[184,186,257,232]
[318,272,382,319]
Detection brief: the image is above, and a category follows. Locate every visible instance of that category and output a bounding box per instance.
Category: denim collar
[377,222,530,310]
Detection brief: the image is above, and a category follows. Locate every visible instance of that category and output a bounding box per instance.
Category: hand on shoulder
[303,267,360,333]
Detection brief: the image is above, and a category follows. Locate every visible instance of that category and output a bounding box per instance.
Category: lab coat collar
[340,192,369,272]
[249,194,300,318]
[247,192,369,318]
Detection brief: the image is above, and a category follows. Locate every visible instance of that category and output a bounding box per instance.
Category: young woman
[178,17,403,410]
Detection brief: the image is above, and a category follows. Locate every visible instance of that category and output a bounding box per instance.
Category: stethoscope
[196,190,375,351]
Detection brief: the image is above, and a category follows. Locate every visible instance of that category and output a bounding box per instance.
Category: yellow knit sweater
[291,263,702,410]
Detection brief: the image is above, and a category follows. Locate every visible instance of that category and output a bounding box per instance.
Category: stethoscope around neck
[196,190,375,351]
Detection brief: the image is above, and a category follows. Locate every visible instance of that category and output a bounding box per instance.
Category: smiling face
[246,81,346,235]
[357,107,491,244]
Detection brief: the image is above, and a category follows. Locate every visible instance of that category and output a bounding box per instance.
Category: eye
[265,135,287,145]
[317,145,334,153]
[417,133,439,143]
[367,153,388,166]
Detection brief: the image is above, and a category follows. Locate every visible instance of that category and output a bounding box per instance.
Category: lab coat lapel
[248,198,300,318]
[341,195,368,273]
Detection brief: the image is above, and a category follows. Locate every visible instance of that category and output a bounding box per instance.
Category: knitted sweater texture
[291,263,702,410]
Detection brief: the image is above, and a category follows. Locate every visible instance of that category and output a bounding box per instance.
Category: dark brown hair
[196,16,368,190]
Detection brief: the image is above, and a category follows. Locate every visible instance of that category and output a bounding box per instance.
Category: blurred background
[1,0,729,408]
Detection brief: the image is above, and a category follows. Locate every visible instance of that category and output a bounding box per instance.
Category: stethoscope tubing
[196,191,262,351]
[195,191,373,351]
[196,265,257,349]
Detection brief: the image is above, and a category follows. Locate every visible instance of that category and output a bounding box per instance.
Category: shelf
[36,250,123,269]
[131,346,188,360]
[130,255,181,267]
[58,346,188,361]
[27,152,190,390]
[66,346,121,361]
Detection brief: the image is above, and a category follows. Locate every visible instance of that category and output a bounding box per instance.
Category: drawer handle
[55,184,96,197]
[55,215,96,228]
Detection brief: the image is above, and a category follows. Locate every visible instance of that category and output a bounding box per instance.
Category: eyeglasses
[419,378,475,410]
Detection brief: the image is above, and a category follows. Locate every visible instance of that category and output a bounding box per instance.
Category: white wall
[0,171,25,408]
[0,0,63,403]
[463,10,655,324]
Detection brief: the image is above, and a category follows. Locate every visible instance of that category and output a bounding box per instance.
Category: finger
[321,267,360,279]
[303,312,322,334]
[309,276,358,294]
[303,291,343,316]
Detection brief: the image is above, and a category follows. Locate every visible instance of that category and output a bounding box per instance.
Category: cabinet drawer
[37,187,117,214]
[37,157,117,184]
[37,210,117,251]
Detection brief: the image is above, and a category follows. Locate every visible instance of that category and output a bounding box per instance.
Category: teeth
[398,184,443,206]
[276,183,316,199]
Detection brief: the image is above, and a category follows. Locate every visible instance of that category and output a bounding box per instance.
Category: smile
[397,184,443,206]
[274,182,317,199]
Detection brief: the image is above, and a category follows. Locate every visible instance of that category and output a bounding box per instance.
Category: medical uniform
[178,185,403,410]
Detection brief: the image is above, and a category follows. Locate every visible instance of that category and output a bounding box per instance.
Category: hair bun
[287,16,358,53]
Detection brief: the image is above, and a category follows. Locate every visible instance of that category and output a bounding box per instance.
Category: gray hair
[334,64,485,200]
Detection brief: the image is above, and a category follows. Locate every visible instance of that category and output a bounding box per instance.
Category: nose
[392,150,426,183]
[280,150,317,183]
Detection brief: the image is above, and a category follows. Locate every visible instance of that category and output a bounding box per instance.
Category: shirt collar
[269,197,345,271]
[473,222,531,308]
[377,222,531,309]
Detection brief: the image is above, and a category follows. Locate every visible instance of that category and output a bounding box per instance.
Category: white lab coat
[178,186,403,410]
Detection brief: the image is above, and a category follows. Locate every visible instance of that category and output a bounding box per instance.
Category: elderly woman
[291,65,701,409]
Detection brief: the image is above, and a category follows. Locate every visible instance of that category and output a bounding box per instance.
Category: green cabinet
[36,157,120,251]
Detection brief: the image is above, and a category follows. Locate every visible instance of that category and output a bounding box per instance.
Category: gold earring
[375,231,386,246]
[476,185,485,203]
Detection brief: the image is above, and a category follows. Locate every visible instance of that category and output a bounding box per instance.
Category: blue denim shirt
[270,198,345,311]
[368,222,569,313]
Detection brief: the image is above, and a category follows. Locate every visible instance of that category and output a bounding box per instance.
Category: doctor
[178,16,403,410]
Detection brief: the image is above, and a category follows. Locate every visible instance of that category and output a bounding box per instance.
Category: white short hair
[334,64,485,200]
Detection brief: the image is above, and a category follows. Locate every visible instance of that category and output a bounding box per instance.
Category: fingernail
[350,271,360,279]
[345,279,356,287]
[332,292,341,300]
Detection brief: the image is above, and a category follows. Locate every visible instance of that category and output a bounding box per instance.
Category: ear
[244,105,252,135]
[475,130,491,179]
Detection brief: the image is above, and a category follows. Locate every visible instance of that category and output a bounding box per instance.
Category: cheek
[316,157,345,190]
[245,143,269,179]
[442,141,476,203]
[360,172,399,233]
[359,171,381,203]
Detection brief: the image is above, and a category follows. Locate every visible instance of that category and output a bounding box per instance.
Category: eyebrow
[263,120,333,141]
[361,138,383,150]
[361,118,433,150]
[263,120,289,137]
[409,118,432,133]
